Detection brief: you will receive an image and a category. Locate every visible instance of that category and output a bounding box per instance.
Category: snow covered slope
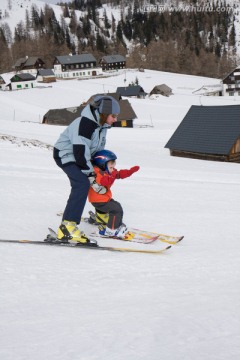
[1,69,240,360]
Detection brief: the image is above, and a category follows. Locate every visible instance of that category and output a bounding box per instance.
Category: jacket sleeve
[70,116,99,174]
[98,169,117,188]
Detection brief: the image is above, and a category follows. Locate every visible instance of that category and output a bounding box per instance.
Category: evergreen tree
[63,4,71,18]
[229,24,236,47]
[96,32,105,52]
[116,21,123,42]
[104,9,111,29]
[69,10,78,34]
[122,20,132,41]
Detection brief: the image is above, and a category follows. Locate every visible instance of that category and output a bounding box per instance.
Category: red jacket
[88,165,140,203]
[88,166,117,203]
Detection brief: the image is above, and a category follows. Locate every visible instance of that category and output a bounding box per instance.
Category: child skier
[88,150,140,239]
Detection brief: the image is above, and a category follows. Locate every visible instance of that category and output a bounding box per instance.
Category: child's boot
[95,211,109,225]
[104,224,128,239]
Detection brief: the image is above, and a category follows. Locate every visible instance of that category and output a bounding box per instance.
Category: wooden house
[8,73,36,91]
[165,105,240,163]
[116,85,147,98]
[99,55,126,71]
[13,56,45,75]
[42,93,137,128]
[53,54,103,79]
[42,106,83,126]
[222,66,240,96]
[36,69,56,83]
[150,84,173,97]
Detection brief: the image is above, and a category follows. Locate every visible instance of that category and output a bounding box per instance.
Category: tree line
[0,0,238,78]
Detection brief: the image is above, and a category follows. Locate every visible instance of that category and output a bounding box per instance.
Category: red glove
[118,166,140,179]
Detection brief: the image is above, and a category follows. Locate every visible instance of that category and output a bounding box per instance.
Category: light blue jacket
[53,104,111,175]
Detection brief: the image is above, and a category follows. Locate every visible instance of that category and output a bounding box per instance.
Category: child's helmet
[92,150,117,171]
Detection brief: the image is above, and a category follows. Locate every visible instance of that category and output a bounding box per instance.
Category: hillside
[0,0,240,77]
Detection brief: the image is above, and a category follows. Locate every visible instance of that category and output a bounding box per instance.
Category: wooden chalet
[8,73,36,91]
[150,84,172,97]
[222,66,240,96]
[36,69,56,83]
[42,93,137,128]
[99,55,126,71]
[53,54,102,79]
[13,56,45,75]
[43,106,83,126]
[165,105,240,163]
[116,85,147,98]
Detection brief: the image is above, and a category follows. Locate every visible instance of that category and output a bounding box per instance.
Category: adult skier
[53,95,120,244]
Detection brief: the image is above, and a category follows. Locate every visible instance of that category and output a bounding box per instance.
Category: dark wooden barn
[116,85,147,98]
[42,93,137,128]
[165,105,240,163]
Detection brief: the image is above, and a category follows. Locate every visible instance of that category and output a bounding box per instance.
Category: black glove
[88,172,107,194]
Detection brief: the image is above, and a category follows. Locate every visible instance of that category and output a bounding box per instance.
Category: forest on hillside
[0,0,238,77]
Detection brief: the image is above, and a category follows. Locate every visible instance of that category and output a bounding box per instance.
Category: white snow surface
[1,69,240,360]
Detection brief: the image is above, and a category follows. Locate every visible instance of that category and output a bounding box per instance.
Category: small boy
[88,150,140,239]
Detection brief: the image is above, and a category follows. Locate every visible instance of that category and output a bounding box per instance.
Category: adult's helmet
[92,150,117,171]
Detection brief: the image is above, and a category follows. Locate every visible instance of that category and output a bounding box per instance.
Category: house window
[86,63,89,67]
[229,91,234,96]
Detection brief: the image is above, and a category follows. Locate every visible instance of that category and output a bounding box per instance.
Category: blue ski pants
[58,163,90,224]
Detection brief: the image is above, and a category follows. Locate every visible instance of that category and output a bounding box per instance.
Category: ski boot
[95,210,109,225]
[98,223,133,240]
[57,220,96,245]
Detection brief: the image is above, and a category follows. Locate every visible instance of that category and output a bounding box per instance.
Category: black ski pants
[91,199,123,230]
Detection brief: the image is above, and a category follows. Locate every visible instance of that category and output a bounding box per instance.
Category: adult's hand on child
[118,166,140,179]
[88,172,107,194]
